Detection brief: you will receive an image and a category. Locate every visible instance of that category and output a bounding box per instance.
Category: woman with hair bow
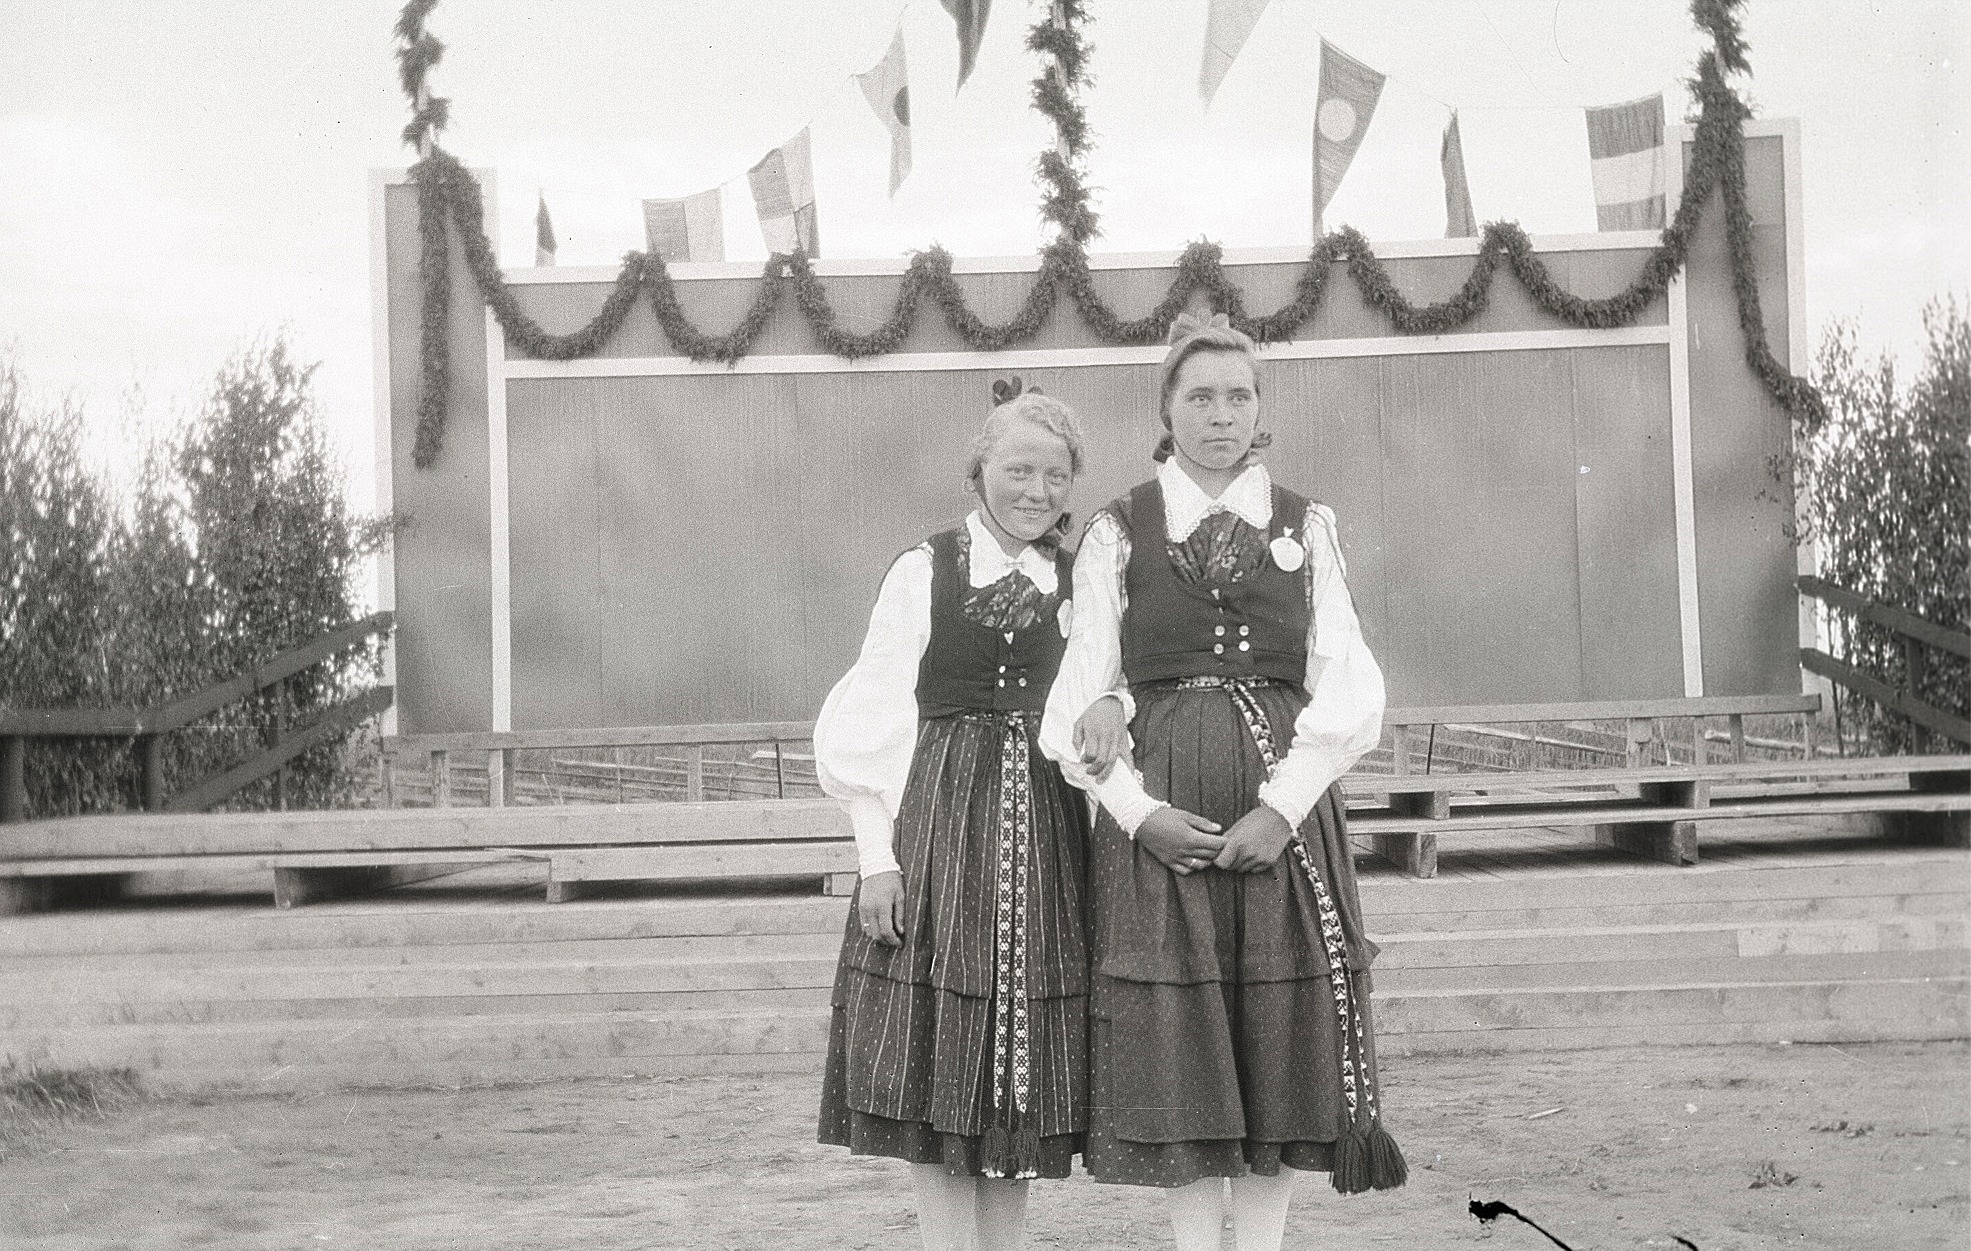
[1040,313,1406,1251]
[816,386,1093,1250]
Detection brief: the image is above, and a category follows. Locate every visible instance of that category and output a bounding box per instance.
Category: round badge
[1270,536,1305,572]
[1057,598,1074,638]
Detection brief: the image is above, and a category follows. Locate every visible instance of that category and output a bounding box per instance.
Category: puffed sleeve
[1255,503,1386,828]
[1040,512,1165,834]
[814,546,933,877]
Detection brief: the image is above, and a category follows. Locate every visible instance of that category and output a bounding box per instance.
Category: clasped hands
[1074,694,1292,876]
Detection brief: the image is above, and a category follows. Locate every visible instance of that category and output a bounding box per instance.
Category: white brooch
[1270,526,1305,572]
[1057,598,1074,638]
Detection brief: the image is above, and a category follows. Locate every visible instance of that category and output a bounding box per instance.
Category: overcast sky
[1,0,1964,518]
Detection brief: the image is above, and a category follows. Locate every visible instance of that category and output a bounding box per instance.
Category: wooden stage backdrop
[370,123,1810,735]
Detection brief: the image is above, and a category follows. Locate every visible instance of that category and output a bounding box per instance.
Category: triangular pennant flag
[1441,112,1478,239]
[940,0,991,91]
[642,188,725,263]
[534,194,556,267]
[1199,0,1270,106]
[1312,38,1384,236]
[1585,93,1666,231]
[748,127,820,256]
[857,26,912,195]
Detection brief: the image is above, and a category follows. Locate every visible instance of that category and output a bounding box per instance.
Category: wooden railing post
[430,749,451,808]
[0,735,25,823]
[1625,719,1653,769]
[775,743,788,798]
[1729,714,1747,762]
[686,745,705,801]
[137,734,166,811]
[1391,725,1412,776]
[486,747,507,808]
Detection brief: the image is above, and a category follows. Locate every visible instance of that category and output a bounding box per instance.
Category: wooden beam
[384,721,817,755]
[162,686,394,814]
[1384,694,1819,727]
[0,736,24,824]
[1800,647,1971,745]
[146,613,394,733]
[1799,576,1971,660]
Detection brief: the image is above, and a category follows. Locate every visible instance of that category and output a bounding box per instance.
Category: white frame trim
[1665,125,1705,697]
[503,324,1671,380]
[366,170,404,736]
[486,305,513,733]
[1770,118,1825,690]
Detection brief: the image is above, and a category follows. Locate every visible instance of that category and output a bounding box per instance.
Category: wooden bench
[1342,755,1971,877]
[0,800,854,913]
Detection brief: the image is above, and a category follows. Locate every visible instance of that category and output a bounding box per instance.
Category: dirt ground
[2,1042,1965,1251]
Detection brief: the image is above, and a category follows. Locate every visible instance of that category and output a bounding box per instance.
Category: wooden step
[0,799,848,859]
[0,895,852,957]
[1374,917,1968,968]
[126,1050,829,1092]
[1377,1014,1971,1056]
[0,985,836,1030]
[1378,976,1968,1034]
[1376,948,1968,993]
[1358,889,1969,933]
[3,1005,836,1073]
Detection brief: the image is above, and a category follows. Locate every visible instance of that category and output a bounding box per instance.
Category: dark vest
[913,527,1073,718]
[1116,479,1310,685]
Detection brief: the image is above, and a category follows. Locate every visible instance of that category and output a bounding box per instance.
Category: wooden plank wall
[377,132,1802,732]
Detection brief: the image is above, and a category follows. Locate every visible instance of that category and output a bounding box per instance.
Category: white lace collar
[965,511,1058,593]
[1157,460,1273,544]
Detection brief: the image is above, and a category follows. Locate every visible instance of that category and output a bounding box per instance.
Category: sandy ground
[2,1042,1966,1251]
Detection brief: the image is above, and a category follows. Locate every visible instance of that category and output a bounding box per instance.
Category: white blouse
[1037,461,1386,833]
[813,512,1060,878]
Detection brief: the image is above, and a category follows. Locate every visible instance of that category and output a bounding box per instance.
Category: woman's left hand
[1213,805,1293,873]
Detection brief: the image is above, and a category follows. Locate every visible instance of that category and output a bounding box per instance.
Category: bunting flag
[1440,112,1477,238]
[1585,93,1667,231]
[857,26,913,195]
[642,189,725,263]
[940,0,991,91]
[748,127,820,256]
[1198,0,1270,107]
[534,194,556,267]
[1312,39,1384,236]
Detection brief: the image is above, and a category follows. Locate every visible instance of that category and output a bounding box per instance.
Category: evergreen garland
[401,0,1824,470]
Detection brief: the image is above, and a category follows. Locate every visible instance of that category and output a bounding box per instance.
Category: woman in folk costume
[815,388,1092,1251]
[1040,313,1405,1250]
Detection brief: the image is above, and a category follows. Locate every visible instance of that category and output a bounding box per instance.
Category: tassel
[1363,1121,1408,1191]
[980,1124,1012,1178]
[1011,1125,1042,1180]
[1329,1127,1370,1195]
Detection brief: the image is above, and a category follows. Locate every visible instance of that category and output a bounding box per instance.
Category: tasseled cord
[1330,1118,1408,1195]
[980,1121,1043,1181]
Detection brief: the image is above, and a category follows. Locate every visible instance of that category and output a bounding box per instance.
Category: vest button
[998,665,1007,673]
[1018,677,1028,687]
[1238,641,1251,652]
[1213,643,1225,655]
[1213,625,1225,637]
[1239,625,1250,637]
[997,679,1006,687]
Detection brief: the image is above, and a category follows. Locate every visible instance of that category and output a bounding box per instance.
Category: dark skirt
[817,712,1090,1179]
[1084,680,1401,1190]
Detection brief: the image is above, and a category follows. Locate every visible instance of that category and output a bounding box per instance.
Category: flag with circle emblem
[534,194,556,267]
[857,26,912,195]
[1586,93,1667,231]
[940,0,991,91]
[1441,112,1478,238]
[1312,38,1384,233]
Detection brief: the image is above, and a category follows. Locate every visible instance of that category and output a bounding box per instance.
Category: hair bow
[1165,310,1232,345]
[990,376,1043,407]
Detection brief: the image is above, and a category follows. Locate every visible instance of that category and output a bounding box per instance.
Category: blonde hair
[965,390,1087,486]
[1154,312,1270,463]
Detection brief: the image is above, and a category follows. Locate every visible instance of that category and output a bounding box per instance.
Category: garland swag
[398,0,1823,470]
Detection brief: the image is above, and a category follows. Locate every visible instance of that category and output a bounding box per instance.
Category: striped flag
[1441,112,1477,238]
[1585,93,1666,231]
[1312,39,1384,236]
[940,0,991,91]
[857,26,912,195]
[748,127,819,256]
[534,194,556,267]
[642,189,725,263]
[1199,0,1270,106]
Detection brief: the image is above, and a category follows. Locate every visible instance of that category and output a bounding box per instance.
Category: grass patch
[0,1065,145,1162]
